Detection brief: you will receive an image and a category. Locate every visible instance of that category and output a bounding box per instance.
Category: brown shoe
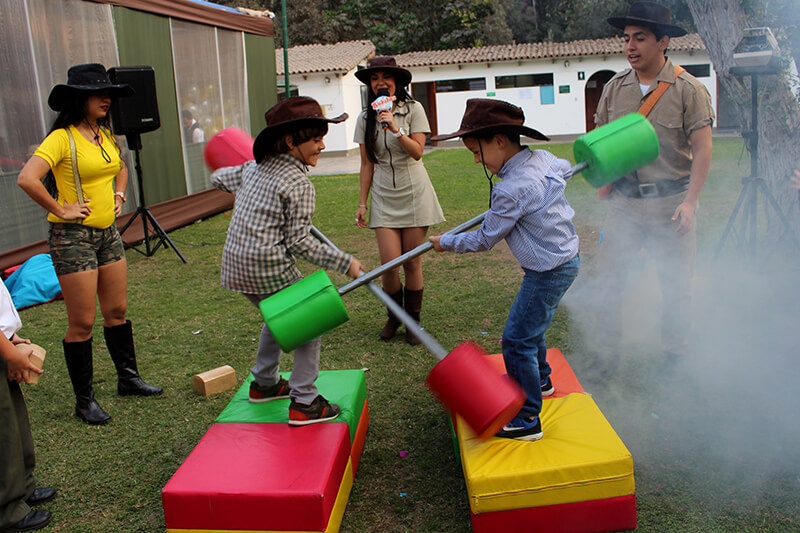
[379,287,404,340]
[403,287,423,345]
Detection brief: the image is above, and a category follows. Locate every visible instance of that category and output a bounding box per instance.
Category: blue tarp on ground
[4,254,62,309]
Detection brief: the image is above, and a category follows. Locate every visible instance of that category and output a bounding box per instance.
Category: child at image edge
[430,98,580,441]
[211,96,363,425]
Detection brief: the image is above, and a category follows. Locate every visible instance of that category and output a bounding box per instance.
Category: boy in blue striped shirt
[430,99,579,440]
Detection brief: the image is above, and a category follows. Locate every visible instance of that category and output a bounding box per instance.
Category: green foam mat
[216,369,367,444]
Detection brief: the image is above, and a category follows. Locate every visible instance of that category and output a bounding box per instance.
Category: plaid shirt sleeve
[210,163,247,194]
[284,179,353,275]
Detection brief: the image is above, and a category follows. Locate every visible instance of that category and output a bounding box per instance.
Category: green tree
[506,0,695,43]
[328,0,498,53]
[213,0,340,46]
[214,0,504,51]
[479,0,514,45]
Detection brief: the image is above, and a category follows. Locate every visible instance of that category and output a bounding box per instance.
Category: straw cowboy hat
[431,98,549,142]
[48,63,134,111]
[252,96,348,162]
[607,1,687,37]
[354,56,413,87]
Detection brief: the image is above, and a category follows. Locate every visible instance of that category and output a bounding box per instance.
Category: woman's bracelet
[358,204,367,208]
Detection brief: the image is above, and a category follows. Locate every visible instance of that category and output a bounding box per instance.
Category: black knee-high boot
[379,287,404,341]
[104,320,163,396]
[63,338,111,425]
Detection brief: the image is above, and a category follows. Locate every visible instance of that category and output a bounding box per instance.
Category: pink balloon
[203,127,254,170]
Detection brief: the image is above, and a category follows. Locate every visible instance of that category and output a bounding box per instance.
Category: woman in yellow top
[354,56,445,344]
[17,63,162,425]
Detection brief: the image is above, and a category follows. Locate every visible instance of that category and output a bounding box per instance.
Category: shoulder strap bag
[638,64,685,117]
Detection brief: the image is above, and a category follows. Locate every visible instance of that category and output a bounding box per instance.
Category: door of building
[411,82,437,144]
[584,70,616,132]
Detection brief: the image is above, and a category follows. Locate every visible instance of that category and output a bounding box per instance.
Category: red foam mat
[485,347,584,397]
[470,494,637,533]
[162,422,350,531]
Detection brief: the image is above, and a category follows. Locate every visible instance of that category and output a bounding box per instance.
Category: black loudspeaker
[107,66,160,135]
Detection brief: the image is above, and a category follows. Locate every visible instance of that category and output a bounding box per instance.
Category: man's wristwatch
[392,129,403,138]
[114,191,126,203]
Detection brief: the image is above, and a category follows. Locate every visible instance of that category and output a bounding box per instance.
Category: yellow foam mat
[457,393,634,514]
[167,459,354,533]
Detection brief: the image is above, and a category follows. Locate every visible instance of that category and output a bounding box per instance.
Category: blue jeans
[502,254,579,419]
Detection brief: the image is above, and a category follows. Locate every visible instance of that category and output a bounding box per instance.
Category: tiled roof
[394,34,706,67]
[277,40,375,75]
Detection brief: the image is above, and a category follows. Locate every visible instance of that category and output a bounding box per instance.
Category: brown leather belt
[612,176,690,198]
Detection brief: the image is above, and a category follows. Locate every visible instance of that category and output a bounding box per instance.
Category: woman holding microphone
[354,56,445,344]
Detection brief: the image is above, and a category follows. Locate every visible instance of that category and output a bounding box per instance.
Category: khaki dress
[354,99,445,228]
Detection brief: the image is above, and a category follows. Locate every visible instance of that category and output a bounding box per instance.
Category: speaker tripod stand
[714,67,800,263]
[118,133,187,263]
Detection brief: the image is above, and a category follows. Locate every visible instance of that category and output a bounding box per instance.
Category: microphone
[372,88,395,130]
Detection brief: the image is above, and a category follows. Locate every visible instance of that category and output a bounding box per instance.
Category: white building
[279,35,716,154]
[397,34,716,143]
[276,40,375,155]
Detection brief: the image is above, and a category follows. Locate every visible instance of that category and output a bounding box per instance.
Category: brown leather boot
[379,287,404,340]
[403,287,424,345]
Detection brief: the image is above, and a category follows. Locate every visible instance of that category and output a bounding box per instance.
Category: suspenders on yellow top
[63,125,113,224]
[64,127,84,205]
[63,127,85,224]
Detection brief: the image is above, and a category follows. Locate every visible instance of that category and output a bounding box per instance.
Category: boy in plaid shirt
[212,97,363,425]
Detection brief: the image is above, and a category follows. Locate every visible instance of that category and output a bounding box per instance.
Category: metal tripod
[714,68,800,261]
[117,133,187,263]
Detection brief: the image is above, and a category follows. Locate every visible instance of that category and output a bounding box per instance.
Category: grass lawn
[14,136,800,532]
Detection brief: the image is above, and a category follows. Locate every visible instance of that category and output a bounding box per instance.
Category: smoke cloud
[564,240,800,502]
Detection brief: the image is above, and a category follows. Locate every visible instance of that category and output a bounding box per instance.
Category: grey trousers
[244,293,320,405]
[0,360,36,530]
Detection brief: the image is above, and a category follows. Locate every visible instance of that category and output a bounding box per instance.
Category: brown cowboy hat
[252,96,348,162]
[48,63,134,111]
[607,1,687,37]
[430,98,549,142]
[354,56,413,87]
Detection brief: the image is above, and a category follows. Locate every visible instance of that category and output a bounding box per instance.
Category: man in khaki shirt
[590,2,714,370]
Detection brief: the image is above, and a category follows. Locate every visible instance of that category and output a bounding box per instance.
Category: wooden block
[15,343,46,384]
[193,365,236,396]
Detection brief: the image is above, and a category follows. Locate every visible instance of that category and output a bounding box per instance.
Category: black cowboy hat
[354,56,413,88]
[607,1,687,37]
[431,98,549,142]
[47,63,134,111]
[252,96,348,162]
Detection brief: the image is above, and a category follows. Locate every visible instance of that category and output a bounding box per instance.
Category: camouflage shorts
[48,223,125,276]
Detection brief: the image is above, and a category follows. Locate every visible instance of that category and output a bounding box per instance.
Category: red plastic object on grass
[203,127,254,170]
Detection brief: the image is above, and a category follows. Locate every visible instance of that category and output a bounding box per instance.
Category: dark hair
[651,25,668,41]
[364,77,411,164]
[263,123,328,158]
[463,130,521,146]
[181,109,193,120]
[43,90,115,197]
[633,24,668,49]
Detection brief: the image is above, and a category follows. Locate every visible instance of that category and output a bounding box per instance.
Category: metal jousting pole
[310,226,449,360]
[336,211,487,295]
